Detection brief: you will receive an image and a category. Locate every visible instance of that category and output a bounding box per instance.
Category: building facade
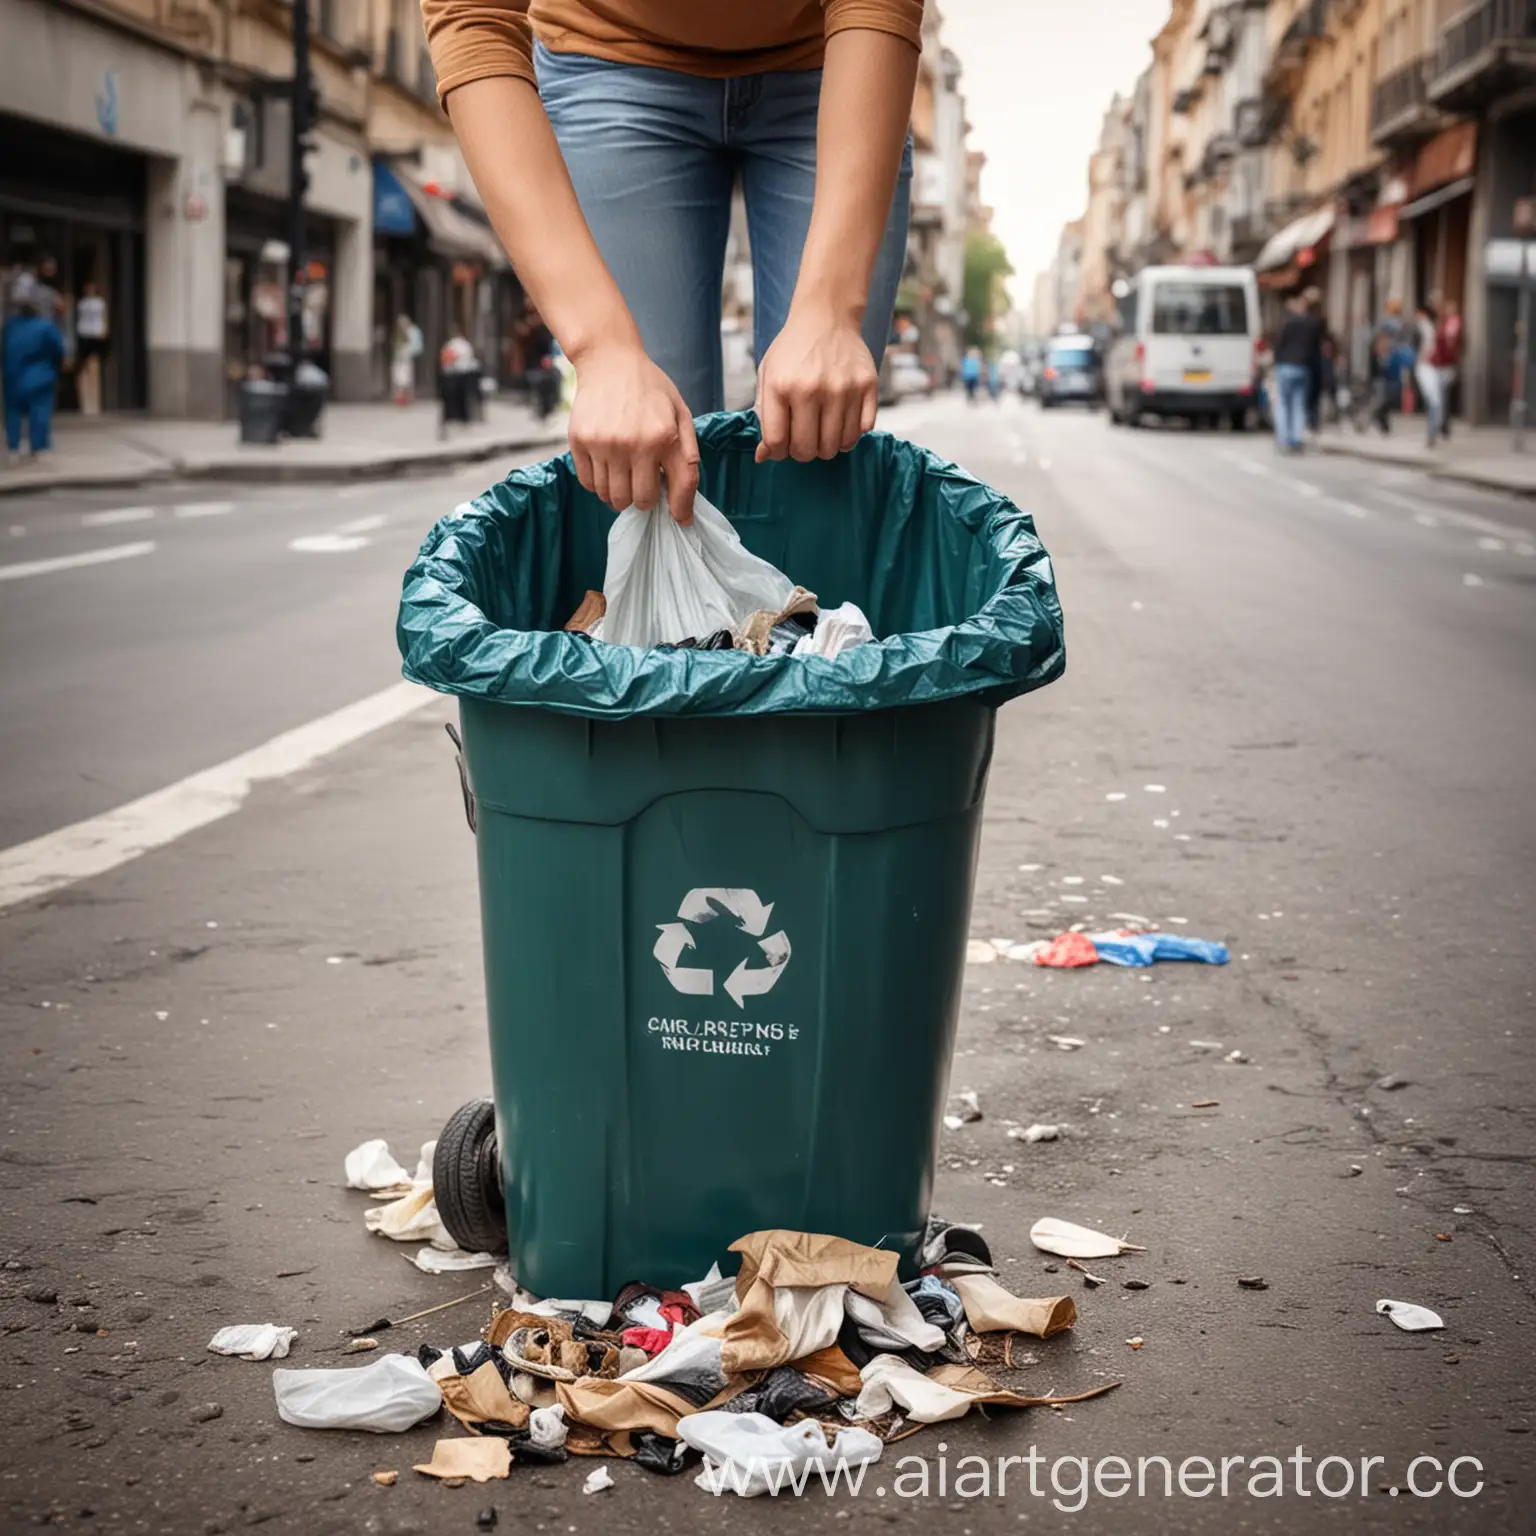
[1038,0,1536,422]
[0,0,504,419]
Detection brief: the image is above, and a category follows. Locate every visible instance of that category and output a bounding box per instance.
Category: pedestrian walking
[74,282,109,417]
[424,0,920,519]
[391,313,424,405]
[1301,287,1325,436]
[1431,295,1462,440]
[2,277,65,464]
[1270,293,1322,453]
[961,346,982,404]
[1412,300,1445,448]
[1370,298,1412,435]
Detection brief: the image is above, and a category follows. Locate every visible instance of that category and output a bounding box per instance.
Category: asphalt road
[1,395,1533,1535]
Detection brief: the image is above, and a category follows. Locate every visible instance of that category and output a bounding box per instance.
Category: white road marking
[1463,573,1485,587]
[1329,499,1371,519]
[0,540,156,582]
[82,506,155,527]
[1371,486,1531,541]
[289,533,369,553]
[175,501,235,519]
[334,513,388,535]
[0,682,436,912]
[334,483,374,499]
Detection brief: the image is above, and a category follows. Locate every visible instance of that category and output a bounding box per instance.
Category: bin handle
[444,722,477,835]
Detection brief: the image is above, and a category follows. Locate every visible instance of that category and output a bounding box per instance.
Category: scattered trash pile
[233,1154,1127,1498]
[562,494,873,659]
[967,929,1229,969]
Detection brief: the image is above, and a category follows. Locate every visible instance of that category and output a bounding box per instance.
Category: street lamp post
[1513,196,1535,454]
[286,0,316,376]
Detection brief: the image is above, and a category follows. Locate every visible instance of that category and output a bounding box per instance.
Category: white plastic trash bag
[601,493,795,648]
[272,1353,442,1433]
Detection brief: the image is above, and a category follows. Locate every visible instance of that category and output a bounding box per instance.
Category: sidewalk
[1315,421,1536,498]
[0,397,568,498]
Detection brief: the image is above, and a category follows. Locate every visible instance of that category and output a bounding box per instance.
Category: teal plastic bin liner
[397,411,1064,717]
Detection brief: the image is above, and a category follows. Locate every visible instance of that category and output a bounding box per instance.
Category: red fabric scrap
[621,1327,674,1357]
[1034,931,1101,968]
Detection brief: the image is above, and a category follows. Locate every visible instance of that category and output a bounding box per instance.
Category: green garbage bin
[399,411,1064,1300]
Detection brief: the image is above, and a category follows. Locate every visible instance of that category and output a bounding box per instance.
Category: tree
[963,232,1013,350]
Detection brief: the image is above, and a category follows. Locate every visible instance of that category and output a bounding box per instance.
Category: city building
[1036,0,1535,422]
[0,0,503,419]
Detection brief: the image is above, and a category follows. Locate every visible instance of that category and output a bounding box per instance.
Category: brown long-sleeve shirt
[422,1,924,103]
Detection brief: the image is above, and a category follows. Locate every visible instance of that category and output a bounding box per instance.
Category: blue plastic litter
[1092,932,1229,968]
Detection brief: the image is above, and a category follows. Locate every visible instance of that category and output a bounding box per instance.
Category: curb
[1314,436,1536,500]
[0,428,568,500]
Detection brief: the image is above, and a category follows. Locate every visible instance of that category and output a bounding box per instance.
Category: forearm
[793,28,918,323]
[446,76,638,363]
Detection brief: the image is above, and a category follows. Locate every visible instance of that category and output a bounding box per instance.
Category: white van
[1104,265,1261,428]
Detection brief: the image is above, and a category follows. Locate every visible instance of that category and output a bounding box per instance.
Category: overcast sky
[939,0,1171,293]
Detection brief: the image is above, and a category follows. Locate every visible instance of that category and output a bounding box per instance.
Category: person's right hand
[567,340,699,524]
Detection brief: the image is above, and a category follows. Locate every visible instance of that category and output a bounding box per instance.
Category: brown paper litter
[732,587,818,655]
[412,1438,512,1482]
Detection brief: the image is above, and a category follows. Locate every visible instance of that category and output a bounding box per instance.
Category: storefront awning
[1399,176,1475,223]
[379,162,507,268]
[1254,205,1335,273]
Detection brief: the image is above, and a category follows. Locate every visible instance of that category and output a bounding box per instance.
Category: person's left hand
[754,304,877,464]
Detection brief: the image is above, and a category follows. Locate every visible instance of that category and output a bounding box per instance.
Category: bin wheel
[432,1099,507,1256]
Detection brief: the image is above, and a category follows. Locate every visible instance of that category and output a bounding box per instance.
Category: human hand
[568,340,699,523]
[754,305,877,463]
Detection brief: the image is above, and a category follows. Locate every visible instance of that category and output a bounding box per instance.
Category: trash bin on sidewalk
[285,360,329,439]
[238,379,289,445]
[398,411,1065,1299]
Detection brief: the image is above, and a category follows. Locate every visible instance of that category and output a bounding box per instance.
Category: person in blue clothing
[3,277,65,465]
[960,345,982,404]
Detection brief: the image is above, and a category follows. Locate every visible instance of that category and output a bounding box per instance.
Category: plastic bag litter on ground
[1092,931,1229,967]
[272,1353,442,1432]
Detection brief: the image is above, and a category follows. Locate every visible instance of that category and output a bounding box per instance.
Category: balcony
[1430,0,1536,110]
[1371,57,1443,146]
[1265,0,1328,92]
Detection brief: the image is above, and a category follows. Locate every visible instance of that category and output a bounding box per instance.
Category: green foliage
[964,232,1013,349]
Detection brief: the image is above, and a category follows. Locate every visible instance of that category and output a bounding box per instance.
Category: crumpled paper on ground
[207,1324,296,1361]
[365,1183,452,1249]
[948,1273,1076,1338]
[344,1139,411,1192]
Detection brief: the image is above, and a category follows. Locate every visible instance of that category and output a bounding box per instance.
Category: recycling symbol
[653,888,792,1007]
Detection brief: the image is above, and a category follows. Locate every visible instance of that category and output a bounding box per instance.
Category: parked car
[1038,334,1103,408]
[1104,265,1260,428]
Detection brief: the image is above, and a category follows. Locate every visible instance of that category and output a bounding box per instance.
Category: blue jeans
[5,385,53,453]
[1273,363,1310,450]
[536,43,912,416]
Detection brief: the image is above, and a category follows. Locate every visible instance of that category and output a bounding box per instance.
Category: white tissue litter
[343,1139,411,1192]
[207,1324,296,1361]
